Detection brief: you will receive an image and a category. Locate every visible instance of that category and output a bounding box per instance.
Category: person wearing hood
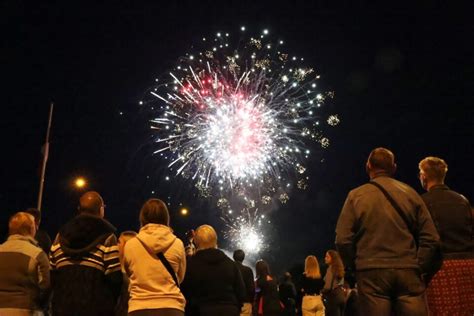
[181,224,245,316]
[123,198,186,316]
[49,191,122,316]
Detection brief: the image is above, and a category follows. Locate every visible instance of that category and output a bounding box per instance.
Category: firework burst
[145,27,338,253]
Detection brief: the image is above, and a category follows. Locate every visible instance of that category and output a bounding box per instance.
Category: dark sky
[2,1,473,272]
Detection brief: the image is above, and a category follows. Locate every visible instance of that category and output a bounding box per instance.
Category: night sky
[2,2,473,273]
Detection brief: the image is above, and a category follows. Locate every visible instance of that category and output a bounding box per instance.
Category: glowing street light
[75,177,86,189]
[180,208,189,216]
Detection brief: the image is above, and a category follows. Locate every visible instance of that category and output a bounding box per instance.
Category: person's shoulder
[347,182,377,197]
[242,263,252,271]
[172,236,185,249]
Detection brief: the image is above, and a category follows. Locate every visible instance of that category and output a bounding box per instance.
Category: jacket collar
[8,234,39,246]
[429,184,450,191]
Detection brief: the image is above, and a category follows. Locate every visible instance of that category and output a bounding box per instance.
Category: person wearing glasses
[49,191,122,316]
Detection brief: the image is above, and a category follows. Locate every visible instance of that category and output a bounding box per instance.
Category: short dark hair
[233,249,245,262]
[140,198,170,226]
[24,208,41,224]
[368,147,395,173]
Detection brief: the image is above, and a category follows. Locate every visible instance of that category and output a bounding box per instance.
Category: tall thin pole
[37,102,54,211]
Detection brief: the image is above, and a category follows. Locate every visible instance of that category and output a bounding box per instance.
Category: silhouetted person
[50,191,122,316]
[233,249,255,316]
[123,199,186,316]
[24,208,52,255]
[418,156,474,315]
[182,225,245,316]
[255,259,282,316]
[336,147,440,316]
[279,272,297,316]
[0,212,50,315]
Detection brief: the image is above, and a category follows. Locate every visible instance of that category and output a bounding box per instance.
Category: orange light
[180,208,189,216]
[75,177,86,188]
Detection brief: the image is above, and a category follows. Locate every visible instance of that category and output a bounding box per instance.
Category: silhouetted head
[282,271,292,283]
[256,259,271,279]
[24,208,41,228]
[233,249,245,262]
[139,198,170,227]
[78,191,105,217]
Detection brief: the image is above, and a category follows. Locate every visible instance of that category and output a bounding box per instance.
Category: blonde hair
[194,224,218,250]
[419,156,448,183]
[304,255,321,279]
[9,212,35,236]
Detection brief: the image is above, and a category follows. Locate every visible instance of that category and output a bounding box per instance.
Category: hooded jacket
[182,248,245,311]
[124,223,186,313]
[49,214,122,316]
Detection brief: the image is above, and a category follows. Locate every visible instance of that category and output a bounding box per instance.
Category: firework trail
[145,27,339,253]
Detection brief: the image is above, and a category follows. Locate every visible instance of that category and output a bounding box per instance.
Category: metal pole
[37,102,54,211]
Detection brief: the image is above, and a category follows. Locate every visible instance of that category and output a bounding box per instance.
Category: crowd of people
[0,147,473,316]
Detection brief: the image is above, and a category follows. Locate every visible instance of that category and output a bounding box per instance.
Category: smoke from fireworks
[145,27,338,253]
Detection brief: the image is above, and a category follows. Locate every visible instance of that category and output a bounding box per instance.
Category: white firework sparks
[148,28,335,195]
[145,27,338,252]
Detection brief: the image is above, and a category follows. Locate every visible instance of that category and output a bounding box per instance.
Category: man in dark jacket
[182,225,245,316]
[335,147,440,316]
[49,191,122,316]
[233,249,255,316]
[418,156,474,315]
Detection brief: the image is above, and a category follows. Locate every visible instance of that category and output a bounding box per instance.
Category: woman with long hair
[322,250,345,316]
[123,199,186,316]
[301,255,325,316]
[255,260,282,316]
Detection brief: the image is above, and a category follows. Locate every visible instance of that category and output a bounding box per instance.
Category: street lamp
[74,177,86,189]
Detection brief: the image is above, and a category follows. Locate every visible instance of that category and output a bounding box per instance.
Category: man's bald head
[78,191,105,217]
[194,224,218,250]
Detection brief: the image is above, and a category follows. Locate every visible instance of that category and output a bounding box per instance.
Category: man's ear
[365,161,371,175]
[391,163,397,175]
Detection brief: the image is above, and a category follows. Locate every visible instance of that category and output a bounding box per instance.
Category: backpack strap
[136,237,180,289]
